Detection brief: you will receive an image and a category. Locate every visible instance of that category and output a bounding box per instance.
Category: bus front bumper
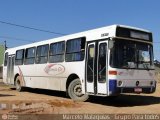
[117,86,156,94]
[109,80,157,95]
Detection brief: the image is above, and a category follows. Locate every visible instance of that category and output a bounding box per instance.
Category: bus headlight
[118,81,123,87]
[136,81,139,86]
[150,81,153,86]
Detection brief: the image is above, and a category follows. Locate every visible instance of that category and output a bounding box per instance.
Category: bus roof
[5,24,151,53]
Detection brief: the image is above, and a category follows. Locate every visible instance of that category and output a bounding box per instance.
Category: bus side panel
[36,64,62,90]
[42,62,85,92]
[3,66,7,84]
[13,61,85,92]
[64,62,85,93]
[15,65,36,88]
[47,77,61,90]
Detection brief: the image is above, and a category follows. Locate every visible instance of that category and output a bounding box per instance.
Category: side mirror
[108,40,114,49]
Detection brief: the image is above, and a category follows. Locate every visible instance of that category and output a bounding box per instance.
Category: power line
[0,35,34,42]
[0,20,67,35]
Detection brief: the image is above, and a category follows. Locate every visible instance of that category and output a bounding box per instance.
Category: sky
[0,0,159,60]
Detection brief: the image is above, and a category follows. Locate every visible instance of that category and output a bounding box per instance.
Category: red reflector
[109,71,117,75]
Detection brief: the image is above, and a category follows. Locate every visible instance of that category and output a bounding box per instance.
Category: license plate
[134,88,142,92]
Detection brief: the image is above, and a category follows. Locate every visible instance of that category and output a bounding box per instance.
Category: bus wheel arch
[66,74,79,91]
[14,74,20,85]
[66,74,89,102]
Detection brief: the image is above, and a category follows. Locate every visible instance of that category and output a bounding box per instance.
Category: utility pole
[4,40,7,50]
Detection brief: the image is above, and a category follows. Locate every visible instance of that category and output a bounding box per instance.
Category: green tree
[0,45,5,65]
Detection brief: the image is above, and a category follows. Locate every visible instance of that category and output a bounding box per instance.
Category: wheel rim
[73,84,83,97]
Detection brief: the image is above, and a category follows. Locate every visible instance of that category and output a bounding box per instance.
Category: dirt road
[0,82,160,114]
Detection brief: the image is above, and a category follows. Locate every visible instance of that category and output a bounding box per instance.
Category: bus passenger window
[49,41,65,63]
[4,52,8,66]
[15,49,24,65]
[66,37,86,62]
[36,44,49,64]
[24,47,35,65]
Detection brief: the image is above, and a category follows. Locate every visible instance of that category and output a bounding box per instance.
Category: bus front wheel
[68,78,88,102]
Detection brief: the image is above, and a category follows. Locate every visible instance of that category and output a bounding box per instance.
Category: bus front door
[86,40,108,95]
[7,55,15,84]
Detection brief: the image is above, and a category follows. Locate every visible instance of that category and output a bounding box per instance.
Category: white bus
[3,25,156,101]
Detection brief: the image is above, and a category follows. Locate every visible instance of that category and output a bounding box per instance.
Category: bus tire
[15,77,24,92]
[68,78,89,102]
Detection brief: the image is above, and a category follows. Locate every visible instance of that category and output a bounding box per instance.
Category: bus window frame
[65,37,86,62]
[15,49,25,65]
[36,44,49,64]
[49,41,65,63]
[24,47,36,65]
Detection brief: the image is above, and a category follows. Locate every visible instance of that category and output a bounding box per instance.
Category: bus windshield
[110,39,154,70]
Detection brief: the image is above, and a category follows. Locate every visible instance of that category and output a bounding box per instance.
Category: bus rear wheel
[15,77,24,92]
[68,78,88,102]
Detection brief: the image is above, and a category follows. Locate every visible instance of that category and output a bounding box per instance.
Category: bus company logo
[44,64,65,75]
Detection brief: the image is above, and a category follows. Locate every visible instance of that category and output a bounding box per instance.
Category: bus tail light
[109,70,117,75]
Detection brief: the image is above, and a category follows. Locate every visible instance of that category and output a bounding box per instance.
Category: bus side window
[4,52,8,66]
[66,37,86,62]
[24,47,35,65]
[36,44,49,64]
[49,41,65,63]
[15,49,24,65]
